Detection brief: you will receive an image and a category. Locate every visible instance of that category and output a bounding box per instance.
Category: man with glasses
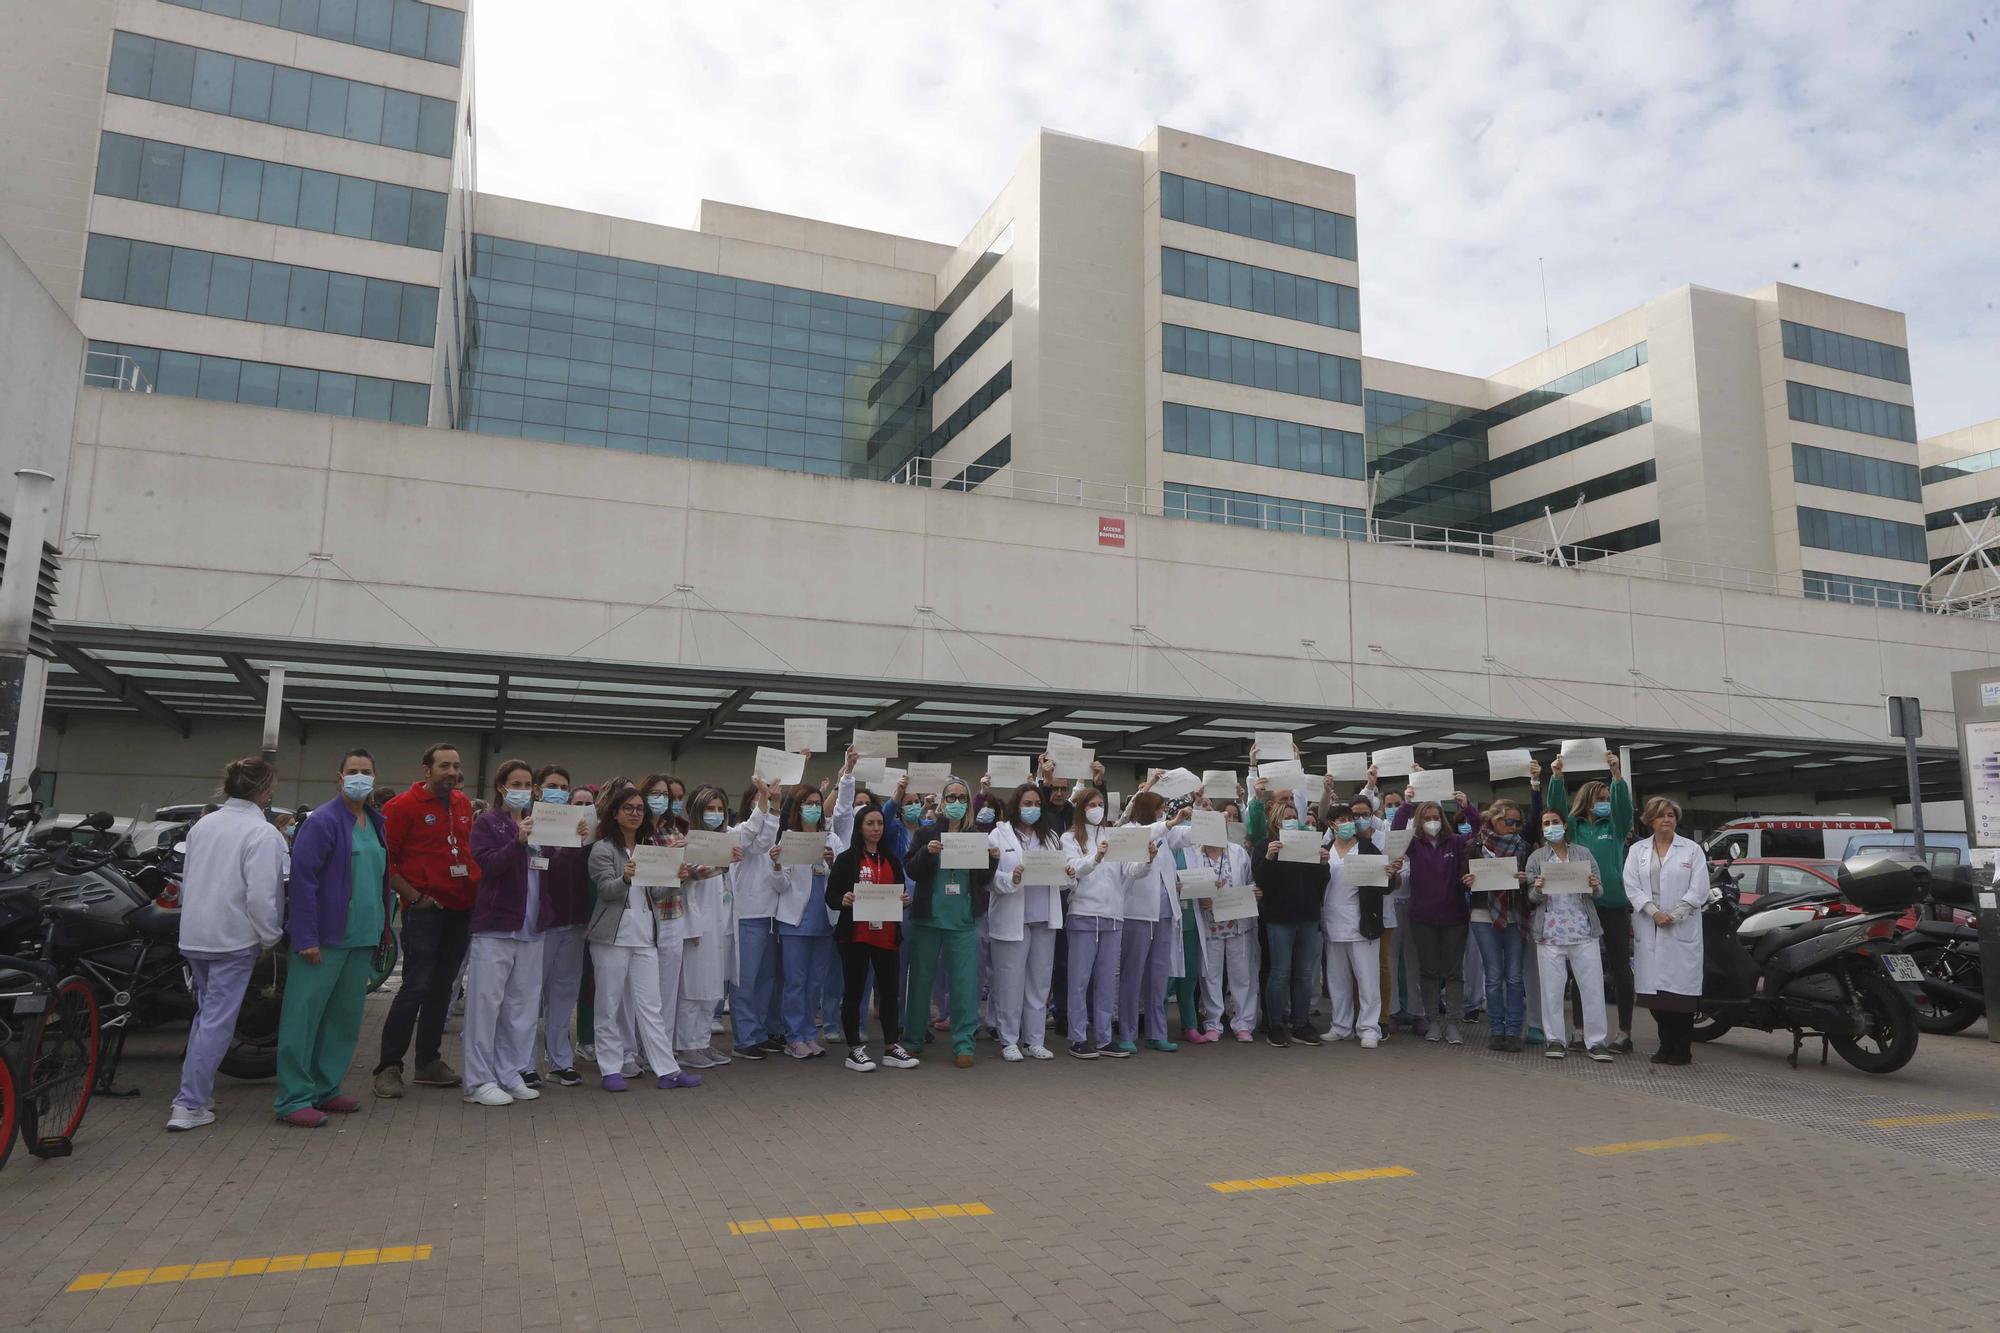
[374,743,481,1098]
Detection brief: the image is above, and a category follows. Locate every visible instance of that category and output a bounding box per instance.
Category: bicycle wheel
[22,977,100,1155]
[0,1050,16,1173]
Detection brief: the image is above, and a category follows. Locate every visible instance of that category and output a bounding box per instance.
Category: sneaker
[1360,1034,1380,1050]
[730,1044,768,1061]
[1505,1036,1524,1053]
[1525,1027,1546,1046]
[621,1062,642,1079]
[412,1059,459,1087]
[1569,1035,1586,1051]
[501,1081,540,1101]
[846,1047,876,1072]
[166,1105,215,1132]
[1145,1038,1180,1052]
[1609,1034,1635,1054]
[954,1053,973,1068]
[518,1071,542,1090]
[1487,1034,1507,1052]
[1291,1026,1323,1047]
[1096,1042,1132,1058]
[1546,1046,1567,1060]
[278,1108,328,1128]
[1183,1027,1203,1044]
[464,1083,513,1106]
[1587,1045,1614,1063]
[1463,1008,1484,1023]
[930,1017,950,1033]
[710,1017,725,1035]
[1422,1024,1442,1044]
[783,1041,813,1060]
[373,1065,405,1099]
[702,1046,733,1066]
[1264,1028,1290,1048]
[315,1094,360,1114]
[805,1040,825,1057]
[658,1071,704,1088]
[882,1044,921,1069]
[1318,1030,1343,1043]
[576,1042,597,1063]
[759,1035,786,1052]
[601,1073,628,1092]
[1025,1044,1055,1060]
[1001,1043,1024,1063]
[821,1028,846,1045]
[1234,1030,1253,1043]
[677,1048,717,1069]
[1444,1024,1464,1046]
[1068,1041,1098,1060]
[548,1067,583,1088]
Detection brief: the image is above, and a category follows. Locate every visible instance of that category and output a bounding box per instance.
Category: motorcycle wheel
[1906,944,1982,1036]
[1828,964,1920,1074]
[368,927,399,994]
[217,949,286,1081]
[1690,1011,1733,1042]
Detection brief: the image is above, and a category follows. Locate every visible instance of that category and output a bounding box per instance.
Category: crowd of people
[162,739,1712,1131]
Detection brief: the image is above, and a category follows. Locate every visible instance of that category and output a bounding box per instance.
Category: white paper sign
[1539,860,1594,894]
[1226,821,1247,846]
[1371,746,1417,776]
[1152,767,1201,800]
[1382,827,1414,860]
[1047,731,1084,752]
[1278,828,1321,864]
[1104,825,1152,863]
[988,755,1033,789]
[753,746,806,787]
[1410,768,1453,803]
[1050,746,1094,780]
[529,802,590,848]
[853,729,900,758]
[882,766,907,794]
[941,832,989,870]
[1326,752,1369,781]
[681,829,737,867]
[777,833,826,866]
[1259,758,1307,790]
[632,844,684,887]
[1203,769,1239,799]
[1108,792,1122,813]
[1468,858,1519,893]
[1300,774,1325,804]
[906,762,952,796]
[1558,738,1609,772]
[853,883,903,923]
[1487,748,1533,782]
[784,718,828,753]
[1343,854,1389,887]
[1252,731,1294,758]
[853,757,887,787]
[1189,809,1228,847]
[1020,849,1070,886]
[1176,866,1219,899]
[1210,881,1259,921]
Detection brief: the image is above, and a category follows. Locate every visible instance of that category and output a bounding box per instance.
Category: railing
[81,349,153,394]
[890,456,1951,617]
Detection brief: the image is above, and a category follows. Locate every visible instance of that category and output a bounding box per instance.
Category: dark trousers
[839,940,902,1048]
[1652,1008,1694,1058]
[376,904,471,1073]
[1596,906,1635,1031]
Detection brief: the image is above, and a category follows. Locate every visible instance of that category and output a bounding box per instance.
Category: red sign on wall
[1098,517,1126,548]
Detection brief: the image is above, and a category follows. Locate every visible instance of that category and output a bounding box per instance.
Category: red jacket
[384,781,481,910]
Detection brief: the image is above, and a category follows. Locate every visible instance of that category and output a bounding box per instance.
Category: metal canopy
[41,622,1962,803]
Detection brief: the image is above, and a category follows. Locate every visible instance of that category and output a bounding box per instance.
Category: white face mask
[1422,820,1442,837]
[1084,806,1105,826]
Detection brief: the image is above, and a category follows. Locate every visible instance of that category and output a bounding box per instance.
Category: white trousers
[589,942,679,1078]
[1538,940,1607,1049]
[677,935,720,1051]
[540,925,587,1069]
[1200,932,1258,1034]
[1321,937,1382,1040]
[655,935,688,1053]
[989,924,1059,1049]
[464,934,545,1091]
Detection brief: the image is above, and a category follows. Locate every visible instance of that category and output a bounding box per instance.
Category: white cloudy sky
[474,1,1998,435]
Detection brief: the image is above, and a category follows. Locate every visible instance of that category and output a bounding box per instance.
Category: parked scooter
[1693,850,1927,1073]
[1898,864,1988,1035]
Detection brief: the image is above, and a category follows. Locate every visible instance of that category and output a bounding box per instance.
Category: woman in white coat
[986,783,1066,1062]
[677,782,776,1070]
[1116,783,1195,1054]
[1623,796,1709,1066]
[1061,786,1127,1060]
[1188,816,1257,1042]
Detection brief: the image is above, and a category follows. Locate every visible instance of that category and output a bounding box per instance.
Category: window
[939,437,1012,491]
[1487,344,1649,422]
[1484,462,1657,531]
[917,365,1010,462]
[1796,508,1927,564]
[1164,402,1364,480]
[1801,570,1922,611]
[161,0,465,67]
[86,340,427,423]
[1927,500,2000,532]
[1162,324,1361,405]
[1485,402,1653,482]
[81,233,437,346]
[1780,320,1910,384]
[1785,380,1917,443]
[1760,843,1830,872]
[1921,447,2000,485]
[1790,443,1920,502]
[1160,172,1357,261]
[1161,248,1359,332]
[1566,520,1661,560]
[1163,482,1366,541]
[106,31,457,157]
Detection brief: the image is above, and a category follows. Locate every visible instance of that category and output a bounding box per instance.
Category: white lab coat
[178,798,287,953]
[769,779,855,928]
[1625,834,1708,998]
[1062,826,1125,919]
[987,820,1065,941]
[1120,820,1191,925]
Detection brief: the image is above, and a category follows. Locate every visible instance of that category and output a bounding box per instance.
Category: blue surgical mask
[943,800,969,821]
[1591,800,1612,819]
[701,810,725,830]
[646,794,670,816]
[504,788,533,811]
[903,802,924,821]
[341,774,375,800]
[1020,806,1042,825]
[1281,819,1300,831]
[1336,821,1357,841]
[670,798,685,817]
[1545,824,1567,842]
[800,804,822,827]
[540,786,567,804]
[975,807,996,827]
[1457,822,1471,836]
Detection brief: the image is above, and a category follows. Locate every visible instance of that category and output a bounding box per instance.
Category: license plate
[1882,953,1924,983]
[0,992,48,1014]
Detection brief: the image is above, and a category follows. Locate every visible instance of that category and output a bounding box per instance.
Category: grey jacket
[1524,843,1604,943]
[586,836,659,946]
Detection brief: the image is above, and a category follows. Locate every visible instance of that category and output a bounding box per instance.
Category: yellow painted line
[728,1201,992,1237]
[1207,1166,1415,1194]
[1864,1111,1999,1128]
[65,1244,432,1294]
[1575,1132,1739,1157]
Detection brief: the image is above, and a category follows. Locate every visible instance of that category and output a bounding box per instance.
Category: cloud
[472,0,1999,434]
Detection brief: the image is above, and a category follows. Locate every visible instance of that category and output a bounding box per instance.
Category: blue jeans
[1471,922,1524,1037]
[1262,921,1322,1033]
[729,918,782,1046]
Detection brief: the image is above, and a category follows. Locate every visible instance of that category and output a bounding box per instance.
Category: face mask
[646,794,670,816]
[975,807,996,827]
[903,802,924,820]
[1545,824,1566,842]
[798,803,823,827]
[1592,800,1612,818]
[1336,821,1357,841]
[541,786,567,804]
[1385,807,1401,821]
[1020,806,1041,825]
[1456,822,1471,836]
[1085,806,1105,826]
[341,774,375,800]
[504,788,533,811]
[701,810,725,830]
[1281,819,1300,831]
[1422,820,1442,837]
[670,798,685,817]
[943,800,969,820]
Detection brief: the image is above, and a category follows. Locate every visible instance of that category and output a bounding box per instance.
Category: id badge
[449,863,469,878]
[945,884,962,896]
[530,856,550,871]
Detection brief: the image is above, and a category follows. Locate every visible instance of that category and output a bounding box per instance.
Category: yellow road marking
[1208,1166,1415,1194]
[1576,1132,1738,1157]
[728,1201,992,1237]
[65,1244,432,1294]
[1864,1111,1999,1128]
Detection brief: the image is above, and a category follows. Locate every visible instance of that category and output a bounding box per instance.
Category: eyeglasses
[1495,816,1521,827]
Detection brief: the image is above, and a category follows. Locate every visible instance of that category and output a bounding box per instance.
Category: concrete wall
[0,0,117,313]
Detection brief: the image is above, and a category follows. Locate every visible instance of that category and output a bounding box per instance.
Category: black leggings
[1597,906,1635,1031]
[839,941,901,1048]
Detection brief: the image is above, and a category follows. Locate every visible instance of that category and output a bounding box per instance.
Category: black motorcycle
[1692,851,1926,1074]
[1898,864,1988,1035]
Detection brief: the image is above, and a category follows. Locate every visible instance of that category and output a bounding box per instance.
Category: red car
[1725,858,1921,935]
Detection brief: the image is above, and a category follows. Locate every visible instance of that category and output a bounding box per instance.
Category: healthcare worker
[1061,785,1127,1059]
[1525,806,1610,1060]
[1321,803,1383,1047]
[987,783,1067,1062]
[531,766,592,1087]
[1624,797,1708,1066]
[903,777,996,1067]
[1189,810,1257,1042]
[1116,782,1195,1053]
[462,761,554,1105]
[585,786,698,1091]
[681,783,775,1069]
[771,753,857,1058]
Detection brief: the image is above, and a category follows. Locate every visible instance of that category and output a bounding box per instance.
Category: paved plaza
[4,989,1998,1333]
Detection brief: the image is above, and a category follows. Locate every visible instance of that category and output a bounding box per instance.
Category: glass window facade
[1488,402,1654,480]
[1801,569,1921,611]
[1485,461,1657,532]
[920,365,1010,463]
[458,234,932,476]
[1163,402,1363,480]
[940,437,1012,492]
[1796,507,1927,563]
[1159,172,1357,262]
[1161,248,1359,332]
[1786,380,1917,443]
[1568,520,1662,560]
[920,293,1009,404]
[1164,482,1366,541]
[86,339,428,423]
[93,131,447,249]
[1487,344,1649,421]
[162,0,466,67]
[1790,443,1920,502]
[1780,320,1910,385]
[1927,500,2000,532]
[83,234,438,345]
[1921,447,2000,485]
[1162,324,1360,405]
[1364,391,1490,530]
[107,31,456,157]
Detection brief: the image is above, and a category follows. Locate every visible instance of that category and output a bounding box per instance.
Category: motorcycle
[1692,849,1927,1074]
[1898,864,1988,1035]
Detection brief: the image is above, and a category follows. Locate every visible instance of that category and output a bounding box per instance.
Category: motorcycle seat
[1911,919,1978,942]
[124,900,182,940]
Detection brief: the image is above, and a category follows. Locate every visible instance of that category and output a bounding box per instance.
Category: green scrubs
[905,865,979,1058]
[275,816,384,1115]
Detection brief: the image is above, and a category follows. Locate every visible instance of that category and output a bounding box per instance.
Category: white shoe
[677,1048,717,1070]
[464,1083,514,1106]
[710,1018,725,1035]
[576,1042,597,1063]
[500,1082,540,1101]
[1001,1043,1024,1063]
[846,1047,876,1072]
[1545,1046,1567,1060]
[1360,1034,1379,1050]
[1025,1044,1055,1061]
[166,1105,215,1132]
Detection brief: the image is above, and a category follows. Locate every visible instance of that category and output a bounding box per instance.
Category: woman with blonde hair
[1625,796,1708,1066]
